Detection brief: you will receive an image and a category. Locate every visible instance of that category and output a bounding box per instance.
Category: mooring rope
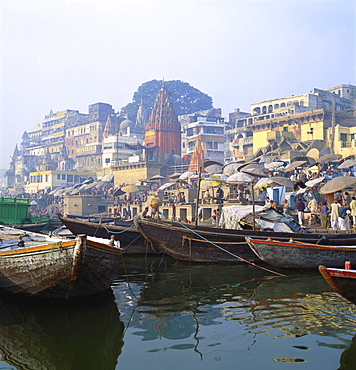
[101,222,136,234]
[176,221,285,276]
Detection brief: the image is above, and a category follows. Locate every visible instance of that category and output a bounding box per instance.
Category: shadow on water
[113,255,356,366]
[0,291,124,370]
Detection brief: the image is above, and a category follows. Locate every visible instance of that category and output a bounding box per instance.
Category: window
[67,174,73,182]
[57,174,61,180]
[105,158,111,163]
[62,174,66,180]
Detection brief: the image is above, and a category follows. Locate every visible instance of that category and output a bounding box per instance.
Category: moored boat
[319,264,356,304]
[0,233,123,299]
[134,216,356,263]
[246,237,356,270]
[57,213,151,254]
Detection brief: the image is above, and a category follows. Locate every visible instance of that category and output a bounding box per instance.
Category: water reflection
[0,293,124,369]
[114,255,356,367]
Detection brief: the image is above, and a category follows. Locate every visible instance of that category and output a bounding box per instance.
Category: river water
[0,255,355,369]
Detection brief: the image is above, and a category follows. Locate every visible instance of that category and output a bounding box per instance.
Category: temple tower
[144,83,181,163]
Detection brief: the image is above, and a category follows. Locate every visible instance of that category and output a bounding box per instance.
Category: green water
[0,255,355,369]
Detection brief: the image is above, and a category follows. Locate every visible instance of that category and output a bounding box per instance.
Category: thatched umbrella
[319,176,356,194]
[121,185,140,193]
[338,159,356,169]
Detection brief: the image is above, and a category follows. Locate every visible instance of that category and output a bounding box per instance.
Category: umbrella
[150,175,165,180]
[222,162,242,176]
[113,188,125,196]
[82,177,94,185]
[254,176,294,189]
[200,179,222,190]
[209,173,228,181]
[169,172,181,179]
[226,172,255,184]
[283,161,307,172]
[338,159,356,169]
[291,156,316,166]
[305,177,325,187]
[319,176,356,194]
[318,153,342,164]
[158,182,175,191]
[240,163,267,178]
[179,171,195,180]
[101,174,114,182]
[204,164,223,174]
[264,161,285,170]
[121,185,140,193]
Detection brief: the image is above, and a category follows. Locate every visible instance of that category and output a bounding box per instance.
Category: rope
[101,222,136,234]
[182,235,247,245]
[177,221,285,276]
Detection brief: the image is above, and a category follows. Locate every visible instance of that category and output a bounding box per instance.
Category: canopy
[150,175,165,180]
[158,182,175,191]
[319,176,356,194]
[338,159,356,169]
[264,161,285,170]
[283,161,307,172]
[169,172,181,179]
[226,172,254,184]
[222,162,242,176]
[240,163,267,178]
[200,179,222,190]
[305,176,325,187]
[254,176,294,189]
[101,174,114,182]
[204,164,223,174]
[121,185,140,193]
[179,171,196,180]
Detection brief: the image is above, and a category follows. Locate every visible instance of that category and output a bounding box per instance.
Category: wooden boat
[134,217,356,263]
[246,237,356,270]
[0,234,123,299]
[319,264,356,304]
[57,213,151,254]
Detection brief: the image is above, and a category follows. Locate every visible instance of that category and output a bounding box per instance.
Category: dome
[120,119,134,133]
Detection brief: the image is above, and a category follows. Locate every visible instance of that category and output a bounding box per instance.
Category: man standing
[320,201,329,229]
[296,198,305,225]
[330,200,340,230]
[350,196,356,227]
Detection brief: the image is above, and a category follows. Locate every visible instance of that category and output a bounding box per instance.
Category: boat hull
[0,235,122,299]
[247,237,356,270]
[319,265,356,304]
[135,217,356,263]
[57,214,150,254]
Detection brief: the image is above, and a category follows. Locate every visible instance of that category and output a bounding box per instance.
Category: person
[296,198,305,225]
[320,201,329,229]
[271,201,278,210]
[350,196,356,226]
[282,199,289,215]
[330,200,340,230]
[338,204,348,230]
[212,209,221,227]
[142,206,149,218]
[265,197,271,208]
[216,187,224,204]
[343,191,351,206]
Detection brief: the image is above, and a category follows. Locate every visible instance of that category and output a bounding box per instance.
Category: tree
[120,79,213,121]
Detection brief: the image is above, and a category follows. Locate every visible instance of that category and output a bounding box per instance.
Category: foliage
[120,80,213,121]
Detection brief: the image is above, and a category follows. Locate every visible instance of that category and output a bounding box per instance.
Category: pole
[251,181,256,231]
[195,166,202,228]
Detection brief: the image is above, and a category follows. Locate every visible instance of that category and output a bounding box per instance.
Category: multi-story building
[185,109,225,164]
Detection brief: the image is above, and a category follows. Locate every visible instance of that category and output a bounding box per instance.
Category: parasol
[319,176,356,194]
[158,182,175,191]
[101,174,114,182]
[338,159,356,169]
[150,175,165,180]
[179,171,196,180]
[226,172,254,184]
[254,176,294,189]
[318,153,342,164]
[305,177,325,187]
[240,163,267,178]
[264,161,285,170]
[283,161,307,172]
[204,164,223,174]
[222,162,242,176]
[200,179,222,190]
[169,172,182,179]
[121,185,140,193]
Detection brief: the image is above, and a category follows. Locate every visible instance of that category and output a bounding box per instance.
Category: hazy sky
[1,0,355,168]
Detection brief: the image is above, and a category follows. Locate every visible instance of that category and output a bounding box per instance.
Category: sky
[0,0,355,169]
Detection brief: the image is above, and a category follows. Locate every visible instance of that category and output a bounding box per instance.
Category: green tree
[120,79,213,121]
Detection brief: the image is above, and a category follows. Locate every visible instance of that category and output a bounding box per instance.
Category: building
[144,83,181,164]
[185,109,225,164]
